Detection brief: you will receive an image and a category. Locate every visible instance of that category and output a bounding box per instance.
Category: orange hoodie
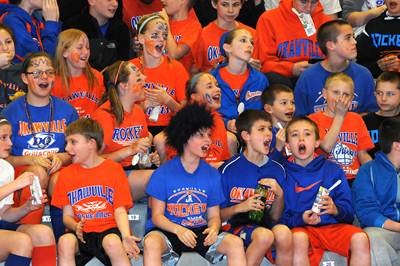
[256,0,331,77]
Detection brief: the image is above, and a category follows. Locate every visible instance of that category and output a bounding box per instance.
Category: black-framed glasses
[25,70,56,79]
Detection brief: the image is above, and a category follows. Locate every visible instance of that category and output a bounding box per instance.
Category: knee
[252,228,274,247]
[293,232,309,250]
[102,234,123,253]
[16,233,34,255]
[351,232,370,249]
[58,234,77,256]
[29,225,55,245]
[222,234,244,251]
[143,233,165,253]
[273,225,293,248]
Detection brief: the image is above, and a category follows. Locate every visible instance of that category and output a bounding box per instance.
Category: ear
[138,33,145,46]
[62,48,70,59]
[240,130,250,143]
[21,73,28,85]
[87,0,96,7]
[325,40,335,52]
[211,0,217,9]
[118,81,128,95]
[222,43,231,55]
[263,103,273,114]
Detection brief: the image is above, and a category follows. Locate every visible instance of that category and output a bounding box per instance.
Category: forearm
[319,115,345,153]
[63,214,78,232]
[2,205,30,222]
[207,216,221,232]
[220,204,242,222]
[165,97,183,113]
[347,7,385,27]
[6,155,34,167]
[102,147,133,163]
[0,182,25,201]
[153,214,182,234]
[358,151,372,165]
[166,32,189,60]
[115,207,131,237]
[269,195,284,223]
[57,152,71,166]
[383,219,400,232]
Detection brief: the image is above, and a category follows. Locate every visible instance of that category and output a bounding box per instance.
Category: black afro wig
[165,103,214,156]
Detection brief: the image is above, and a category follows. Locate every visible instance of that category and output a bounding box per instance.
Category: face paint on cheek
[155,21,168,40]
[204,93,213,105]
[70,51,81,64]
[27,77,36,89]
[144,39,158,54]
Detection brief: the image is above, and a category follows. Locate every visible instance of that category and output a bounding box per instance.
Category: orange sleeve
[256,14,295,77]
[51,167,71,209]
[51,77,66,98]
[92,107,115,152]
[178,20,202,51]
[113,164,133,210]
[192,29,205,70]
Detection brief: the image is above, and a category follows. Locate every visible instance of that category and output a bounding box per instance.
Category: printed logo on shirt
[366,0,385,9]
[112,125,144,144]
[207,46,220,62]
[68,185,114,206]
[277,39,322,59]
[167,187,208,227]
[244,91,262,102]
[294,180,321,193]
[64,90,101,104]
[371,34,400,48]
[174,35,183,42]
[131,15,141,30]
[18,119,67,136]
[313,92,359,113]
[229,187,255,203]
[369,129,379,144]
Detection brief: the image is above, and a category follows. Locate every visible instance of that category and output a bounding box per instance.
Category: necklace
[24,96,54,149]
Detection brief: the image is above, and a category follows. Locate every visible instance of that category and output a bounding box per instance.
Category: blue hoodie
[281,155,354,228]
[0,4,60,62]
[352,151,400,228]
[210,63,269,126]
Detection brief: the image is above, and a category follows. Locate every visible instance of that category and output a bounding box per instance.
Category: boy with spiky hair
[219,109,292,266]
[143,103,246,266]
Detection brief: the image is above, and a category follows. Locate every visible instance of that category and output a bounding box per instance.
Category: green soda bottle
[248,184,268,223]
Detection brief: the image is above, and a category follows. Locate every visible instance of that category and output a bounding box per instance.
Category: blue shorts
[227,224,258,247]
[0,220,20,231]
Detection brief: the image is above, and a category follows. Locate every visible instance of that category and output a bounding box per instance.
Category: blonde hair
[324,72,355,93]
[55,29,98,94]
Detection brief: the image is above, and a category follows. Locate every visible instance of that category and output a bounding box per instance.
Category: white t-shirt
[0,159,15,211]
[265,0,342,15]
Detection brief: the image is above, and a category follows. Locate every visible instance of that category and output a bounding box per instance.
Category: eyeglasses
[298,0,318,6]
[25,70,56,79]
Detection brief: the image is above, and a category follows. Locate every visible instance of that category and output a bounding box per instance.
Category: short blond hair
[324,72,354,94]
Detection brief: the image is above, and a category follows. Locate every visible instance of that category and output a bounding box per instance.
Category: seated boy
[52,118,140,266]
[0,0,60,62]
[282,116,370,266]
[363,71,400,158]
[219,109,292,266]
[356,0,400,78]
[353,116,400,266]
[262,84,295,161]
[143,103,246,265]
[295,19,377,116]
[309,73,374,184]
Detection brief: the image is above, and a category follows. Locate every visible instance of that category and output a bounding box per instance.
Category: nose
[0,42,8,52]
[228,4,234,12]
[6,137,12,147]
[112,0,118,7]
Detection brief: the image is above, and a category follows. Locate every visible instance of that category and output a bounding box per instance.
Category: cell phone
[308,58,324,64]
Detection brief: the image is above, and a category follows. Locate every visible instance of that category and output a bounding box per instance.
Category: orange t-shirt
[193,21,256,72]
[122,0,163,32]
[169,14,202,71]
[51,159,133,233]
[52,70,105,118]
[219,67,250,100]
[308,111,374,180]
[166,111,230,162]
[130,56,188,127]
[92,101,149,168]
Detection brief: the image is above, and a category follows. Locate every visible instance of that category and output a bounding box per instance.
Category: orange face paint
[70,51,81,64]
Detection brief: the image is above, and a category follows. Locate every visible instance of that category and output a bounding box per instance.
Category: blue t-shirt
[1,96,78,157]
[146,156,225,230]
[219,154,285,226]
[294,61,378,116]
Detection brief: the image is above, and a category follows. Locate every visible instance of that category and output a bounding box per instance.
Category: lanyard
[23,96,54,149]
